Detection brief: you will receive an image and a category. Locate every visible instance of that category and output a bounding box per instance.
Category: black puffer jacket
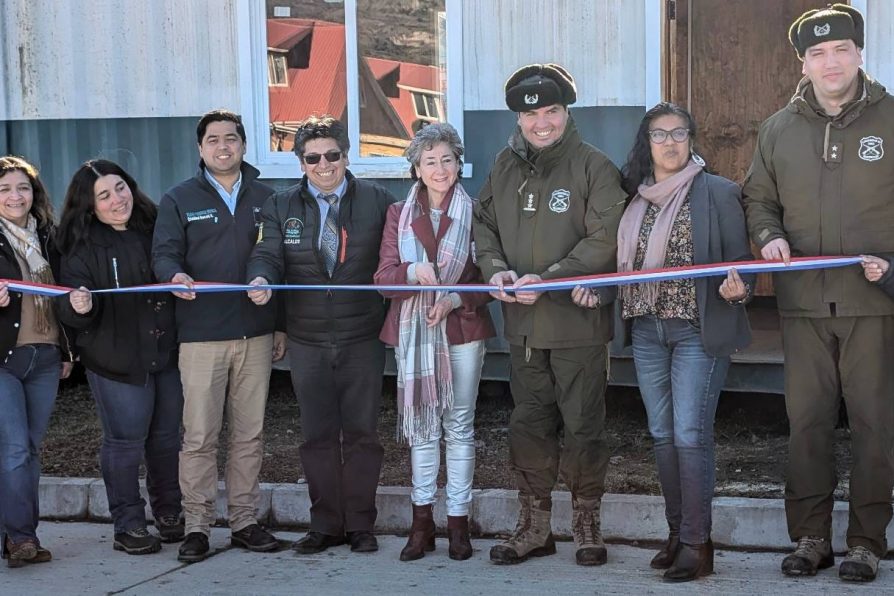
[247,172,397,346]
[58,223,176,385]
[0,224,73,364]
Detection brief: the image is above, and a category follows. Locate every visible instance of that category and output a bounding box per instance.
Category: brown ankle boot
[447,515,473,561]
[664,540,714,582]
[400,504,435,562]
[650,531,680,569]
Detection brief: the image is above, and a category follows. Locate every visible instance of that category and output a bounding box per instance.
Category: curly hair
[293,115,350,159]
[57,159,158,254]
[0,155,56,229]
[404,122,464,182]
[620,102,698,196]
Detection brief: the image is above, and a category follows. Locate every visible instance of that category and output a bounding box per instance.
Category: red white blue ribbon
[0,256,864,297]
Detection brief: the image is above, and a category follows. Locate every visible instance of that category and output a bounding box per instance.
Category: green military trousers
[507,344,609,501]
[782,315,894,557]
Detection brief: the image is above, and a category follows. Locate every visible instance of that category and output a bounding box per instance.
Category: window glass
[355,0,447,156]
[266,1,346,152]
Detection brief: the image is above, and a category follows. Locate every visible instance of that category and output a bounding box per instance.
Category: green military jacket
[743,72,894,318]
[473,117,626,348]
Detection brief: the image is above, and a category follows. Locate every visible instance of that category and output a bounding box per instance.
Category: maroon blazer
[375,186,495,347]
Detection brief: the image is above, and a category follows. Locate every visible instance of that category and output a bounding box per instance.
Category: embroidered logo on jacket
[186,208,218,223]
[283,217,304,245]
[548,189,570,213]
[858,136,884,162]
[814,23,831,36]
[524,94,539,105]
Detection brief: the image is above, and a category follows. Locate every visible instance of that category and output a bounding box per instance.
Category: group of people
[1,1,892,585]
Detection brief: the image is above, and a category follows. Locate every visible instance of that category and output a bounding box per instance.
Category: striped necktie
[320,193,339,276]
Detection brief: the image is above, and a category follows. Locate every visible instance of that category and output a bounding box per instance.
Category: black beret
[788,3,864,59]
[504,63,577,112]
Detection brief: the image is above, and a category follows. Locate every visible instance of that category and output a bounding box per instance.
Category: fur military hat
[788,3,864,59]
[504,63,577,112]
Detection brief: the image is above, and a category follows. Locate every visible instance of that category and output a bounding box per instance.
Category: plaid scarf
[396,182,472,444]
[0,215,55,333]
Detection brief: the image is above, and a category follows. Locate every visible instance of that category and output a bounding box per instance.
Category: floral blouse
[622,198,699,321]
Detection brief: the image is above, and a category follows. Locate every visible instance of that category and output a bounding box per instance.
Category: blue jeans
[631,316,729,545]
[87,365,183,534]
[0,344,61,543]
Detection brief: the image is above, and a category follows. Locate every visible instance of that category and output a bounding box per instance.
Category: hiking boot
[400,504,435,561]
[155,514,185,543]
[113,527,162,555]
[839,546,879,582]
[489,495,556,565]
[572,496,607,566]
[650,532,680,569]
[664,541,714,582]
[447,515,473,561]
[231,524,278,552]
[4,537,37,568]
[781,536,834,576]
[178,532,210,563]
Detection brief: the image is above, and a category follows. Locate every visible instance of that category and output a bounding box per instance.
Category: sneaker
[781,536,834,576]
[177,532,210,563]
[155,514,185,543]
[113,527,162,555]
[231,524,278,552]
[839,546,879,582]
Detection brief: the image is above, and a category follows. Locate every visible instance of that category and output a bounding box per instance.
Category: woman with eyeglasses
[573,103,753,582]
[56,160,184,555]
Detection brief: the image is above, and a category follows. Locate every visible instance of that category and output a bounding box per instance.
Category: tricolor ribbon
[0,256,864,297]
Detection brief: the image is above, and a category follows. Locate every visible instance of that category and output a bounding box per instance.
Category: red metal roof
[366,57,443,135]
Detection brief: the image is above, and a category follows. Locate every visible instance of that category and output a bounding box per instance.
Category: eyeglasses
[303,150,343,165]
[648,128,690,144]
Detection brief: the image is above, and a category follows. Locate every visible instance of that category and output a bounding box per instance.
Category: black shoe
[177,532,210,563]
[113,527,162,555]
[292,531,347,555]
[349,531,378,553]
[155,514,185,543]
[231,524,278,553]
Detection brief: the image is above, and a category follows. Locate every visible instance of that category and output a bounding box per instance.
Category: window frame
[236,0,467,180]
[266,51,288,87]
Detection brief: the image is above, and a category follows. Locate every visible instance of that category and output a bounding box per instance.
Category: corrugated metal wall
[0,0,239,120]
[867,0,894,86]
[462,0,645,110]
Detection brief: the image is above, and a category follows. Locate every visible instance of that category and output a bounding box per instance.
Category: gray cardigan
[623,171,754,357]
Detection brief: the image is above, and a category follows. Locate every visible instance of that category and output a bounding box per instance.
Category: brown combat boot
[447,515,473,561]
[489,495,556,565]
[399,504,435,562]
[572,496,607,566]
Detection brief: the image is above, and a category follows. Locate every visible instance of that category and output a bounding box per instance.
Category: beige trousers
[178,334,273,535]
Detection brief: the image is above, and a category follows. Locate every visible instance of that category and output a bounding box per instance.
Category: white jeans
[407,340,486,516]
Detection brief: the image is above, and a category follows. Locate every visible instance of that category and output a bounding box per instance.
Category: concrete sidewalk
[1,523,891,595]
[37,476,894,553]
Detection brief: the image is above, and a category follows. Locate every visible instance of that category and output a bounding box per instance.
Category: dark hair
[57,159,158,254]
[293,115,350,159]
[0,155,55,229]
[620,102,698,196]
[196,109,246,144]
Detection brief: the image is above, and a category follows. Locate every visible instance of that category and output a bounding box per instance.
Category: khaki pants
[508,344,609,501]
[783,316,894,557]
[178,335,273,535]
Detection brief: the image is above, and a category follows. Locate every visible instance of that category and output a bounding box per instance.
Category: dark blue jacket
[152,162,277,343]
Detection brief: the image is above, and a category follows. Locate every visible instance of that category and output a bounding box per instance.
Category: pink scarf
[617,160,702,305]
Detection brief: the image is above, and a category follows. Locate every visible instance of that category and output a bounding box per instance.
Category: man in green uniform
[743,4,894,583]
[473,63,626,566]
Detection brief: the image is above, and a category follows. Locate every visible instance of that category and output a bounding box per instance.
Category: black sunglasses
[303,150,343,165]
